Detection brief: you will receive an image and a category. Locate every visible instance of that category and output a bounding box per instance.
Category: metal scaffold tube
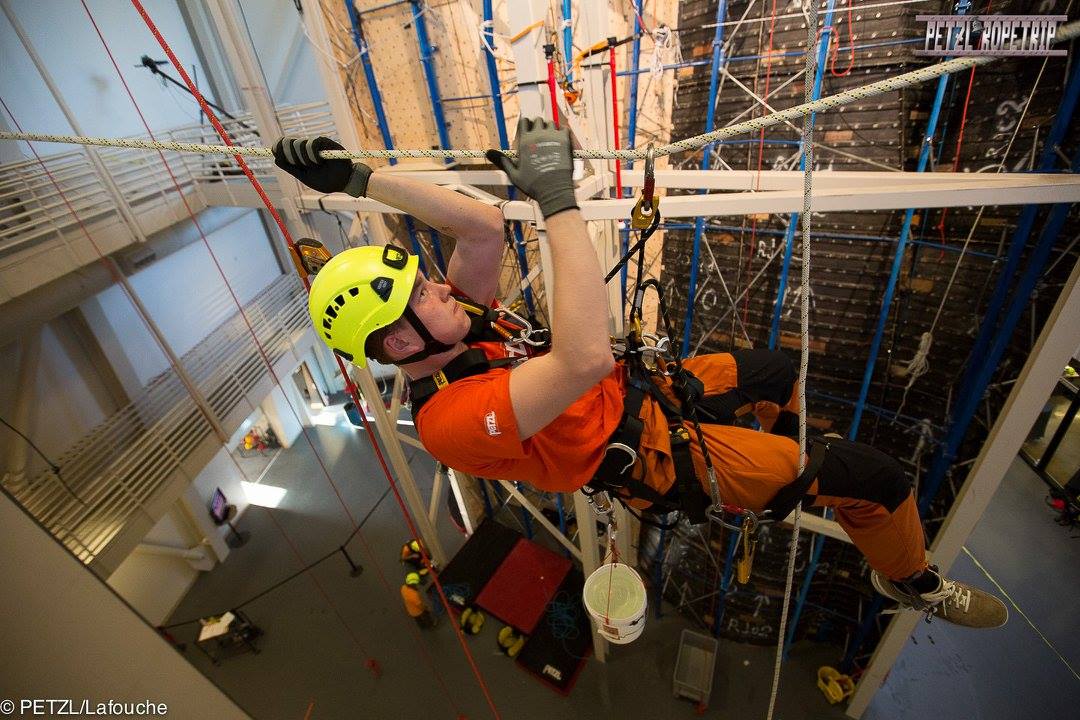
[480,0,535,315]
[680,0,729,359]
[409,0,451,153]
[849,1,971,436]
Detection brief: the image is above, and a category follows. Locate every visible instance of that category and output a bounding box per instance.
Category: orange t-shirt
[401,584,425,617]
[415,336,625,493]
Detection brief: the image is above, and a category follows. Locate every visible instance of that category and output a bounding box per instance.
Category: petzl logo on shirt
[485,410,501,436]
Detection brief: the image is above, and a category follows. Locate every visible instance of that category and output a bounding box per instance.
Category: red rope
[829,1,855,78]
[546,56,561,128]
[78,0,392,670]
[609,45,623,198]
[127,2,501,715]
[936,1,993,253]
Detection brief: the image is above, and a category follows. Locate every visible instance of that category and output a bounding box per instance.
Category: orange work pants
[634,350,927,581]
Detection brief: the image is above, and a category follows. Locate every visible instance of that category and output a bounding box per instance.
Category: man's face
[402,272,471,346]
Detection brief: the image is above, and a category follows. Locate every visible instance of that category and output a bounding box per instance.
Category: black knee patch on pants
[696,350,797,424]
[732,349,797,405]
[810,437,912,513]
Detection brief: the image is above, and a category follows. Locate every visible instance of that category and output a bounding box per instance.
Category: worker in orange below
[401,572,435,629]
[273,120,1007,629]
[400,538,431,578]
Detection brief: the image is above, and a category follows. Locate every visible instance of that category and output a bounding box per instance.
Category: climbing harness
[589,144,829,548]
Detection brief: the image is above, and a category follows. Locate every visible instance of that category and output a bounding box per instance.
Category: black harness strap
[763,438,829,520]
[589,375,648,489]
[409,348,515,418]
[407,296,548,419]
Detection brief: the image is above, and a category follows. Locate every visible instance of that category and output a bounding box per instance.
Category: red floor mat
[475,539,572,634]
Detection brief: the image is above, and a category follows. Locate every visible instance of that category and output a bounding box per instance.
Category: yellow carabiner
[629,143,658,230]
[736,519,756,584]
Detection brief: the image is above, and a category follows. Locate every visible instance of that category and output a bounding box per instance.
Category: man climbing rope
[272,120,1006,629]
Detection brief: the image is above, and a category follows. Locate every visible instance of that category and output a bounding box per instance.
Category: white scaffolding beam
[291,171,1080,218]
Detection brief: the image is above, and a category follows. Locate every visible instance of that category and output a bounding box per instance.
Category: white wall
[82,210,281,390]
[236,0,326,106]
[0,322,115,474]
[260,381,305,449]
[0,0,209,161]
[1,494,250,718]
[107,505,204,626]
[0,0,326,163]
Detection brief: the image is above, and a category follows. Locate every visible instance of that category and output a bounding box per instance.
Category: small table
[218,504,250,549]
[195,609,261,665]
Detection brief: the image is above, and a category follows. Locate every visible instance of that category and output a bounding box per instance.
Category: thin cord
[80,0,451,692]
[893,32,1060,418]
[0,415,87,507]
[86,1,483,706]
[962,546,1080,682]
[0,416,61,477]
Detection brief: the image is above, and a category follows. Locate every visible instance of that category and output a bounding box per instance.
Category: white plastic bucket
[582,562,648,644]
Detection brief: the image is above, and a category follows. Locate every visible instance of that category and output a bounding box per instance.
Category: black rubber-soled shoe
[871,569,1008,628]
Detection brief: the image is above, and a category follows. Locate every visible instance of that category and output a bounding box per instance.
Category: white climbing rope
[2,19,1076,162]
[893,330,933,419]
[765,0,818,716]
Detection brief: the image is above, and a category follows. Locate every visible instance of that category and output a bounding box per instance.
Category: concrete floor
[164,415,1080,719]
[865,459,1080,720]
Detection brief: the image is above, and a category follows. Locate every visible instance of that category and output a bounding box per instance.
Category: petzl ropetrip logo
[916,15,1067,57]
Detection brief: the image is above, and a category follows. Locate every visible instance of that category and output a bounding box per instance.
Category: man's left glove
[272,136,372,197]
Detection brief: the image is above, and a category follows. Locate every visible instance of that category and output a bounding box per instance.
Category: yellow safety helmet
[308,244,418,368]
[405,572,422,586]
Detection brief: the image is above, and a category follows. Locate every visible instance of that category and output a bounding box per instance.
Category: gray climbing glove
[486,117,577,218]
[272,135,372,197]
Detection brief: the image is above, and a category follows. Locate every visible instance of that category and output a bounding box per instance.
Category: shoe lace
[921,579,972,620]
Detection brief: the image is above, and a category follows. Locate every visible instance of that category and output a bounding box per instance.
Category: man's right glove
[486,117,577,219]
[272,135,372,197]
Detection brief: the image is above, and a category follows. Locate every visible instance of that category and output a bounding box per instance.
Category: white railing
[0,101,334,257]
[3,273,310,565]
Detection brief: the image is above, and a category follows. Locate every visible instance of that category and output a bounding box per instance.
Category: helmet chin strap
[394,305,457,365]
